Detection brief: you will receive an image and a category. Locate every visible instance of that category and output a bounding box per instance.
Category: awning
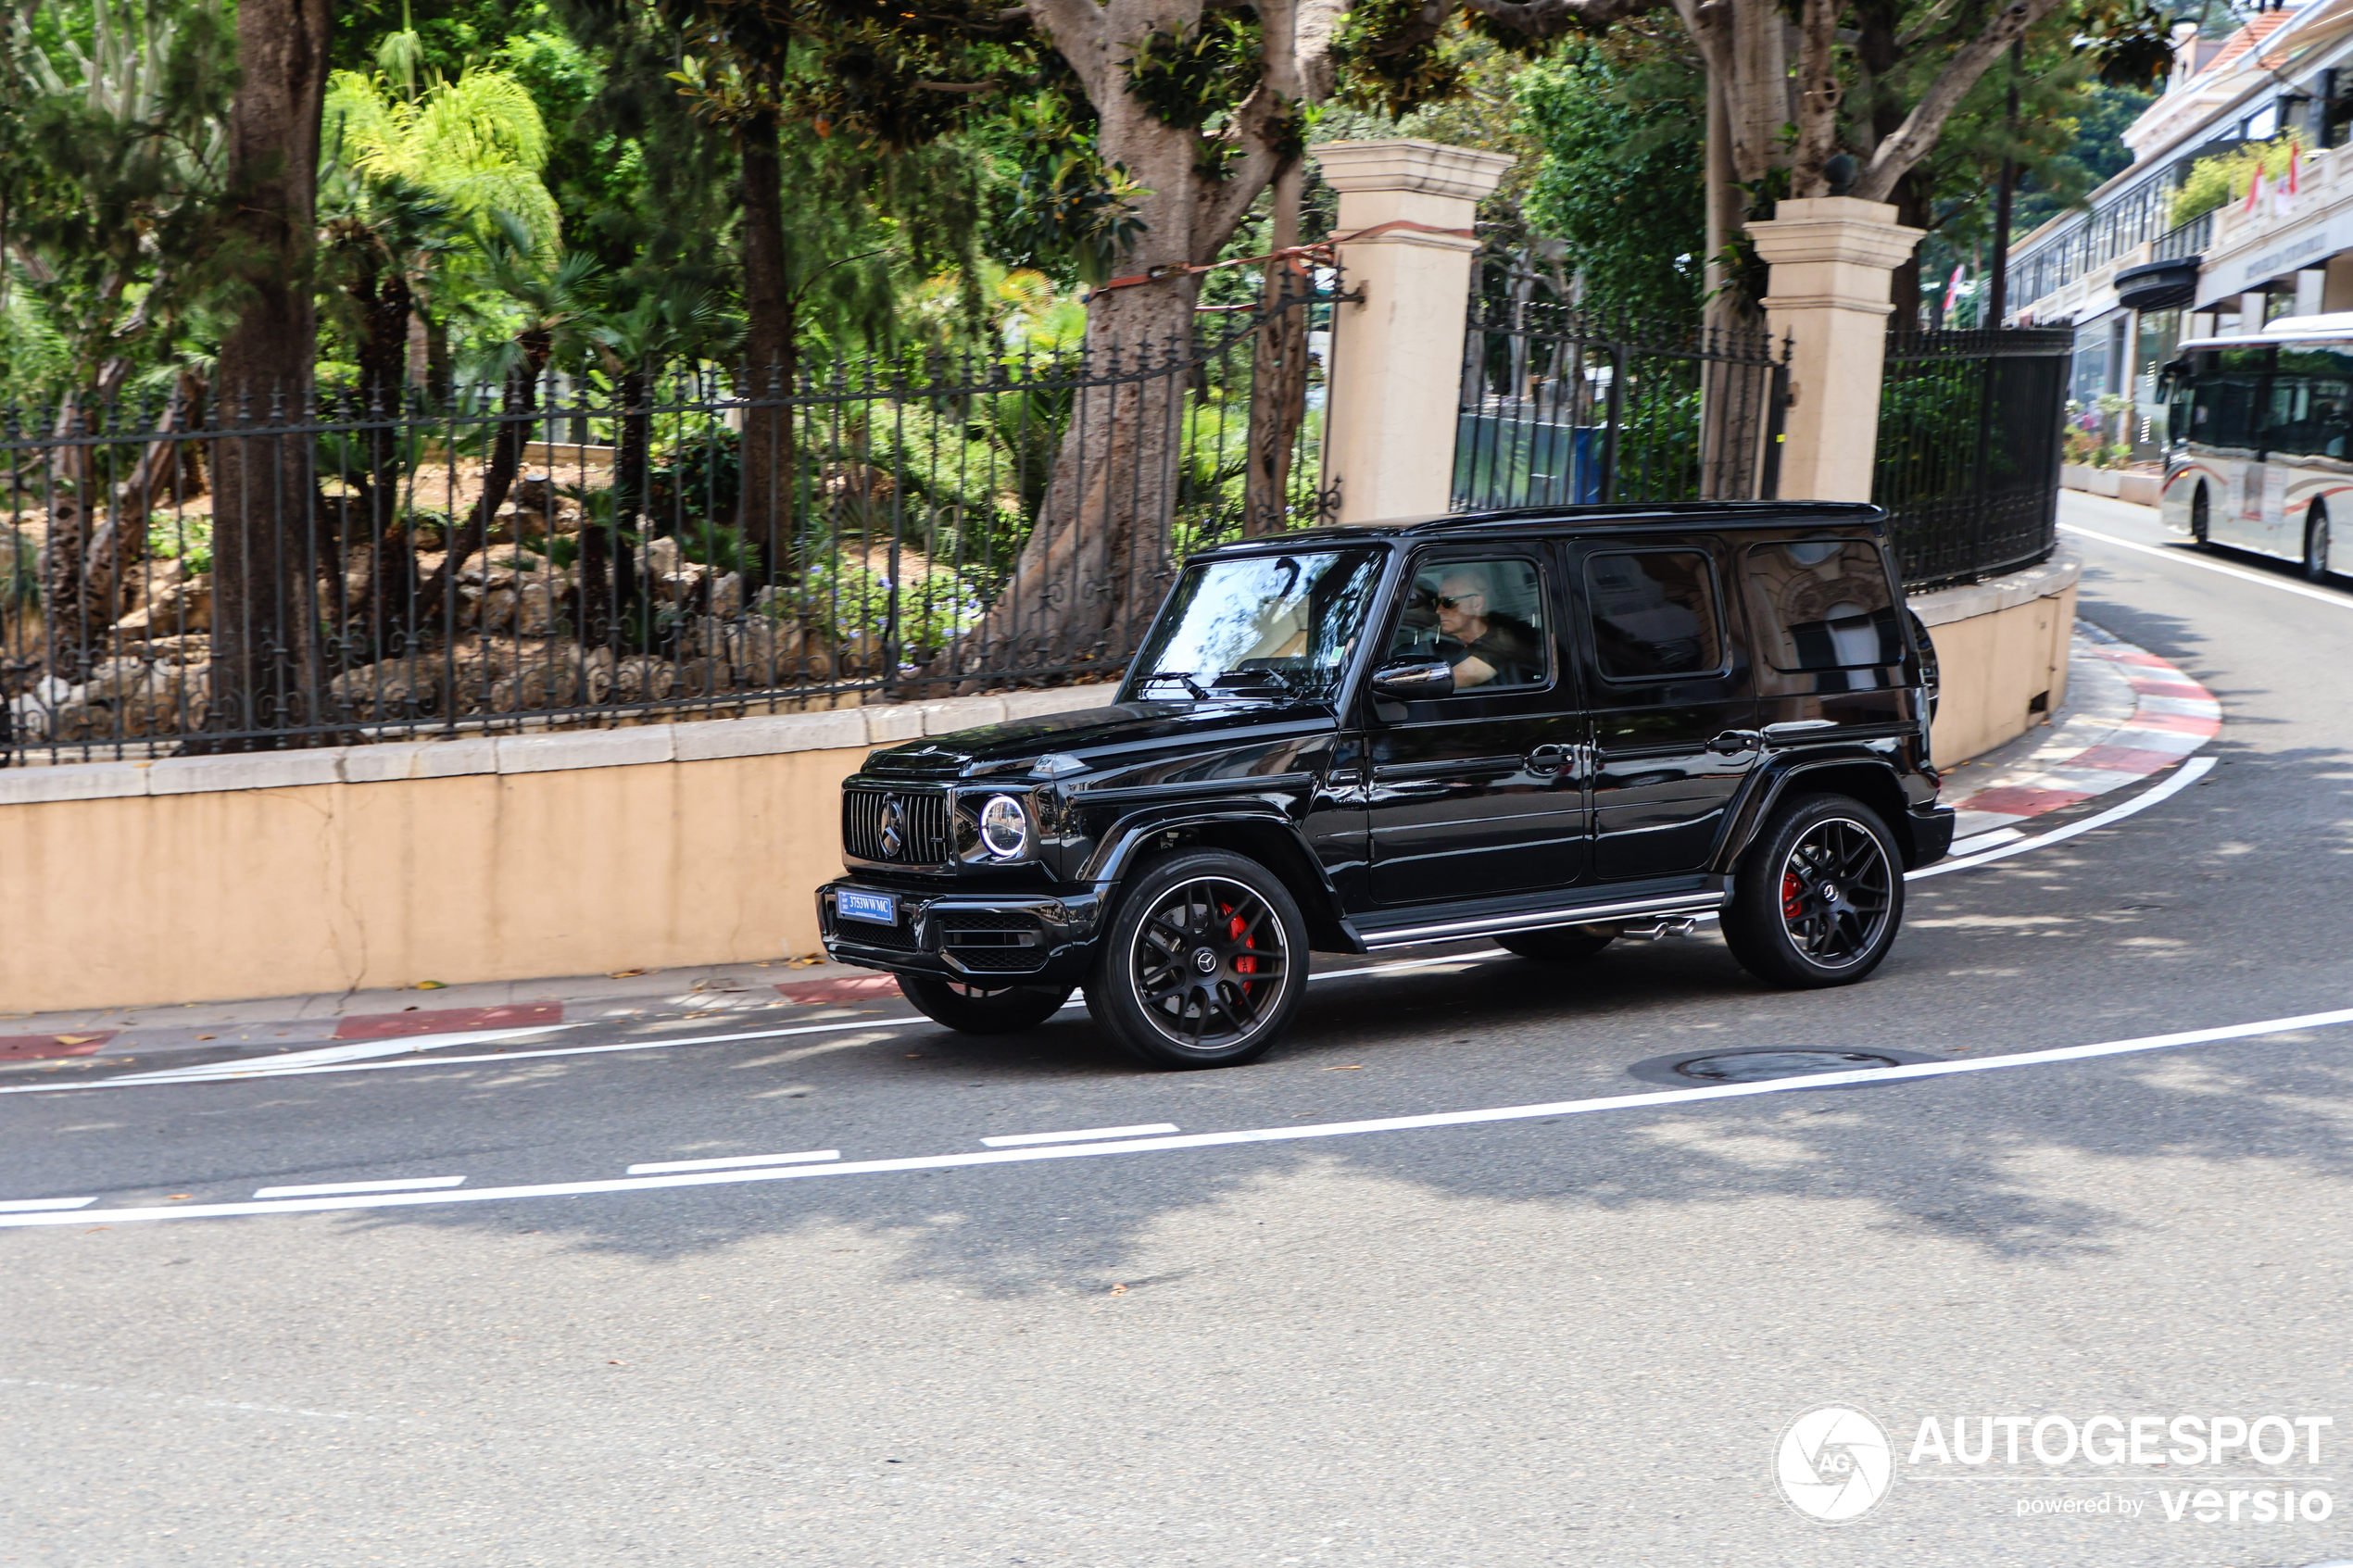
[2117,257,2202,310]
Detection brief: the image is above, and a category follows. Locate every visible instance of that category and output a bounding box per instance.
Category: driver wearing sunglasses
[1431,567,1540,689]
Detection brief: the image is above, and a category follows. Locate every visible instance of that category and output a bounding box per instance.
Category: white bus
[2159,313,2352,581]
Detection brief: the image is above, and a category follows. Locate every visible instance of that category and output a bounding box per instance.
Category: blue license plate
[837,889,898,926]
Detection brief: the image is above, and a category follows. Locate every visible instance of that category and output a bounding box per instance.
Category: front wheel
[2306,500,2334,583]
[2191,483,2211,546]
[899,974,1073,1035]
[1085,848,1309,1069]
[1721,793,1905,988]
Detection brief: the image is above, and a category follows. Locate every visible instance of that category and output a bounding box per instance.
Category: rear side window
[1584,551,1726,681]
[1742,539,1904,671]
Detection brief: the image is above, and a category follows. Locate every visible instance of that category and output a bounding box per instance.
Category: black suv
[819,503,1951,1069]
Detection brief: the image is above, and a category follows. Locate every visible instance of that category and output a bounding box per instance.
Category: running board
[1355,891,1728,950]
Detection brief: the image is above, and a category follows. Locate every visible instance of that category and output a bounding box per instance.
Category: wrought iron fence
[1453,301,1786,508]
[0,283,1339,760]
[1873,326,2073,590]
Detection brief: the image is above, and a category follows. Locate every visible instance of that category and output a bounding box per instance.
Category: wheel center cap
[1191,946,1220,974]
[1821,882,1840,901]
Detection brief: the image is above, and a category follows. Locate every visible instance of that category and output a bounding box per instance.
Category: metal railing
[1453,302,1786,509]
[1873,327,2073,590]
[2152,209,2213,263]
[0,283,1340,760]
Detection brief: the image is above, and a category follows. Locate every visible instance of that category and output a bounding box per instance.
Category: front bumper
[817,879,1104,987]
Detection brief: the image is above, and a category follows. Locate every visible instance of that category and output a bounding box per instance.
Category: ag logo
[1776,1405,1893,1523]
[879,797,905,859]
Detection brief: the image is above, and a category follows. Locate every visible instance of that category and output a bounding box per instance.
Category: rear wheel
[1497,925,1616,961]
[898,974,1072,1035]
[2306,500,2334,583]
[1721,793,1905,988]
[1086,849,1308,1069]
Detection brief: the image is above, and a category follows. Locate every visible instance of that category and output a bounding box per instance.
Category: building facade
[2007,0,2353,459]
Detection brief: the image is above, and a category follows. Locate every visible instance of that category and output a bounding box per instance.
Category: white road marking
[0,1197,96,1212]
[1907,756,2215,881]
[980,1123,1179,1148]
[0,761,2216,1104]
[1946,827,2025,855]
[2061,521,2353,610]
[10,1003,2350,1229]
[251,1176,467,1198]
[85,1025,586,1085]
[624,1149,840,1175]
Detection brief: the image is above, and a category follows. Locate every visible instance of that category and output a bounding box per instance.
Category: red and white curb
[1945,623,2221,848]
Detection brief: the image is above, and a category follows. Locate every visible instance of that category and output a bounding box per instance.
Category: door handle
[1526,743,1570,772]
[1707,730,1761,756]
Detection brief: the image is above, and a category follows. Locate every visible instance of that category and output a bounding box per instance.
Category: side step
[1354,890,1727,951]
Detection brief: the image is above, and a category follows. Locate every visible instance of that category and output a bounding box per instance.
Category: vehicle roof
[2179,312,2353,353]
[1202,501,1886,552]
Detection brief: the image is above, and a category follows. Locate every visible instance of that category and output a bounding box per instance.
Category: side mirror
[1369,659,1454,701]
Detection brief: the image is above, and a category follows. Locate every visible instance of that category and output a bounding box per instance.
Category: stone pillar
[1312,140,1514,523]
[1745,196,1925,502]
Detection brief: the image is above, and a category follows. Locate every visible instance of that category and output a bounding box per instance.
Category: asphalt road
[5,490,2350,1567]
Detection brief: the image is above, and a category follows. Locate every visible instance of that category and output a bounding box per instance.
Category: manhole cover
[1625,1045,1942,1088]
[1673,1050,1900,1084]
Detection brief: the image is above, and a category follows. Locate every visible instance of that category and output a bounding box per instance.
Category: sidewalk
[1,620,2221,1073]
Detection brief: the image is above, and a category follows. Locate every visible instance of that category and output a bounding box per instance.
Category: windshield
[1127,548,1386,702]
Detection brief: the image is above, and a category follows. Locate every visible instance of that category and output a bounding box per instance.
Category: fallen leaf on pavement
[1323,1064,1365,1071]
[413,980,447,989]
[166,1194,192,1200]
[1110,1284,1128,1295]
[608,969,648,979]
[55,1035,100,1046]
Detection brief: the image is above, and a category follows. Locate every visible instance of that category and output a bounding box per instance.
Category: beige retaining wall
[0,552,2083,1014]
[0,689,1109,1016]
[1914,550,2081,766]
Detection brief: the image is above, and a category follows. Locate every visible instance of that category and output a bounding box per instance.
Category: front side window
[1584,550,1725,681]
[1129,548,1384,702]
[1384,557,1549,692]
[1742,539,1904,671]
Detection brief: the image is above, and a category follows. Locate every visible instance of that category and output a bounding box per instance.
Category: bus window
[2193,351,2263,449]
[2268,347,2353,458]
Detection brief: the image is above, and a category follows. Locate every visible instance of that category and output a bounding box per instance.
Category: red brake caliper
[1780,872,1804,921]
[1227,904,1256,993]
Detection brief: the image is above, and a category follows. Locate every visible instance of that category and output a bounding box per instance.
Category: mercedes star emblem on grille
[879,797,905,859]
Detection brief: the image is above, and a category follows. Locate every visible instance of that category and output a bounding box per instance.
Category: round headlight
[978,794,1030,859]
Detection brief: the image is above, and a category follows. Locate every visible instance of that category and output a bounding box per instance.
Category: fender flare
[1078,803,1352,945]
[1712,752,1917,874]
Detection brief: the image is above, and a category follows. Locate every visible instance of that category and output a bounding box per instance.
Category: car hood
[861,699,1338,781]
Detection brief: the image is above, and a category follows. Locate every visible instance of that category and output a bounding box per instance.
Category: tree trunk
[414,334,549,630]
[208,0,332,746]
[585,367,651,652]
[738,111,797,590]
[1242,161,1309,536]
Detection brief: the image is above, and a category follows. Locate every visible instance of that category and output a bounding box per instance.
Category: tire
[1084,848,1309,1070]
[1721,793,1906,989]
[898,973,1073,1035]
[1497,925,1616,961]
[2191,483,2211,546]
[2306,500,2333,583]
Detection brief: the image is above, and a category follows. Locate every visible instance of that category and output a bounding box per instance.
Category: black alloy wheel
[2306,500,2334,583]
[1497,925,1616,961]
[1087,848,1308,1069]
[1721,793,1906,988]
[2191,483,2211,546]
[898,974,1073,1035]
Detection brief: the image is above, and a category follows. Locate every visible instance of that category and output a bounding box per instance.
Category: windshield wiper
[1135,671,1209,699]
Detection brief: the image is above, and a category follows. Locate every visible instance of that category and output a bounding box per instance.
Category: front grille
[937,912,1046,974]
[843,786,952,865]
